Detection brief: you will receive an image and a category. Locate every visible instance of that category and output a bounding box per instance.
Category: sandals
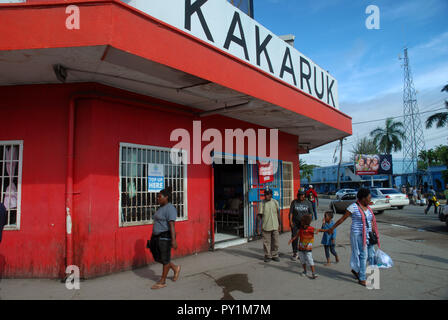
[151,282,167,290]
[358,280,366,286]
[173,266,181,282]
[351,269,360,280]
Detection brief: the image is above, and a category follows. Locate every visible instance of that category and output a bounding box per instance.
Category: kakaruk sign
[123,0,339,109]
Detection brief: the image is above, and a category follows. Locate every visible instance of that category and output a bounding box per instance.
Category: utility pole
[336,138,343,190]
[400,47,432,189]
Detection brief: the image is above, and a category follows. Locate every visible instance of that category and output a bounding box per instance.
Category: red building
[0,0,352,278]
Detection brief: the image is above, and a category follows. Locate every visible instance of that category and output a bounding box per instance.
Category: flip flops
[151,282,167,290]
[173,266,181,282]
[351,269,360,280]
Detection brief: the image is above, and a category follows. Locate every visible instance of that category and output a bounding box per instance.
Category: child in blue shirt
[321,211,339,266]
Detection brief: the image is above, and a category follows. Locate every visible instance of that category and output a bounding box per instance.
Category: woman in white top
[327,188,380,286]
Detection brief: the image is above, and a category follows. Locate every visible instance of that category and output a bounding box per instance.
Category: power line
[352,107,445,125]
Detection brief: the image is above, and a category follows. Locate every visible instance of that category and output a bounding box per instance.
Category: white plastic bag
[375,249,394,269]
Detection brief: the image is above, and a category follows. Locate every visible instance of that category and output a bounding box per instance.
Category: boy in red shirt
[289,214,326,279]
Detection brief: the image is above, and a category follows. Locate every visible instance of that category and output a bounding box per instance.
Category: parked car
[335,189,357,199]
[330,192,391,214]
[438,204,448,230]
[372,188,409,209]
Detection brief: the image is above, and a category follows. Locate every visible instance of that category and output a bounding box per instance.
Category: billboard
[355,154,393,175]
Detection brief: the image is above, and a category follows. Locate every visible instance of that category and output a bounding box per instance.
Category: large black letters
[314,66,324,99]
[224,12,250,61]
[185,0,214,42]
[327,75,336,107]
[255,26,274,73]
[300,56,312,94]
[279,47,297,86]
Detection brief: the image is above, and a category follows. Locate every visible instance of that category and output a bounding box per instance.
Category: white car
[335,189,357,199]
[372,188,410,209]
[369,195,391,213]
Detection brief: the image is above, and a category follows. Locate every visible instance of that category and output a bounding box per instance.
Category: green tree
[369,118,405,154]
[425,83,448,129]
[350,137,379,161]
[434,145,448,166]
[299,159,317,182]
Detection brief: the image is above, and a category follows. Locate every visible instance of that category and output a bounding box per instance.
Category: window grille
[0,141,23,229]
[282,162,294,208]
[119,143,187,227]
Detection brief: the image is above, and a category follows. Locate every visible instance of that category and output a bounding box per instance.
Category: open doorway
[214,163,245,244]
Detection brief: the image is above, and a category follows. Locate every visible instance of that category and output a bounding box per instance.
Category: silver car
[335,188,357,199]
[330,192,391,214]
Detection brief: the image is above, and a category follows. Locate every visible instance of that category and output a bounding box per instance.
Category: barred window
[282,162,294,208]
[119,143,188,227]
[0,141,23,229]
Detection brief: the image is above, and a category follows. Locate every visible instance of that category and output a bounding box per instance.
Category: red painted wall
[0,83,300,278]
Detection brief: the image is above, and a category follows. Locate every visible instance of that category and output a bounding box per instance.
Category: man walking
[257,189,281,263]
[289,190,313,261]
[425,186,437,215]
[306,185,319,220]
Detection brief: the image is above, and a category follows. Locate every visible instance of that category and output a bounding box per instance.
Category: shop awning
[0,0,352,150]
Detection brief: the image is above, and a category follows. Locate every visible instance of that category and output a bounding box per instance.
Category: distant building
[301,159,447,193]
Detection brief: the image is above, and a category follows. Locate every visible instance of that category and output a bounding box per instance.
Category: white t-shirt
[347,203,373,235]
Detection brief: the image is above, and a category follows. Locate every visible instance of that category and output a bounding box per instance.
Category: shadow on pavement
[398,252,448,265]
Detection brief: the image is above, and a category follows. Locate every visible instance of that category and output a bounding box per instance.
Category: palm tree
[350,137,379,161]
[425,83,448,129]
[369,118,405,154]
[299,159,314,183]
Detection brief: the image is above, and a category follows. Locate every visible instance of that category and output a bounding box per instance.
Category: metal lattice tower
[401,47,432,187]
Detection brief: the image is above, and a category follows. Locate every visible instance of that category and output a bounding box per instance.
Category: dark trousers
[311,202,317,220]
[426,200,437,214]
[324,245,338,259]
[291,225,299,254]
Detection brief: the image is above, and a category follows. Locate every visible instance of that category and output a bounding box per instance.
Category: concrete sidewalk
[1,219,447,300]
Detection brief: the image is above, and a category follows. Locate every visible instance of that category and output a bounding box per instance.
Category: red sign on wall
[259,162,274,183]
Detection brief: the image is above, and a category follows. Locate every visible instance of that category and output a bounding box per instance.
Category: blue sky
[254,0,448,166]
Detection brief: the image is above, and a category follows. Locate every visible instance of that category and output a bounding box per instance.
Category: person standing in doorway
[0,202,6,244]
[257,188,281,263]
[149,187,181,290]
[289,190,313,261]
[306,185,319,221]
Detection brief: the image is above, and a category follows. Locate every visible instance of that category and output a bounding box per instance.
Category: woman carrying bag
[148,187,181,290]
[327,188,380,286]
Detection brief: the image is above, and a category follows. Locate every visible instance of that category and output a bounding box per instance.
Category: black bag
[357,203,378,245]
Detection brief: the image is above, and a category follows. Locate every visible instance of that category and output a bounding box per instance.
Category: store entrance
[213,163,246,245]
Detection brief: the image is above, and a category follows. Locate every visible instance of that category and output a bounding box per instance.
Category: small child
[288,214,325,279]
[321,211,339,266]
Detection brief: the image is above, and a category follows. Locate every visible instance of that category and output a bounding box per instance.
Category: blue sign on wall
[148,164,165,192]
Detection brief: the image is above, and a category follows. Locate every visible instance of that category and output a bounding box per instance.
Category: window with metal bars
[119,143,188,227]
[0,141,22,229]
[282,162,294,208]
